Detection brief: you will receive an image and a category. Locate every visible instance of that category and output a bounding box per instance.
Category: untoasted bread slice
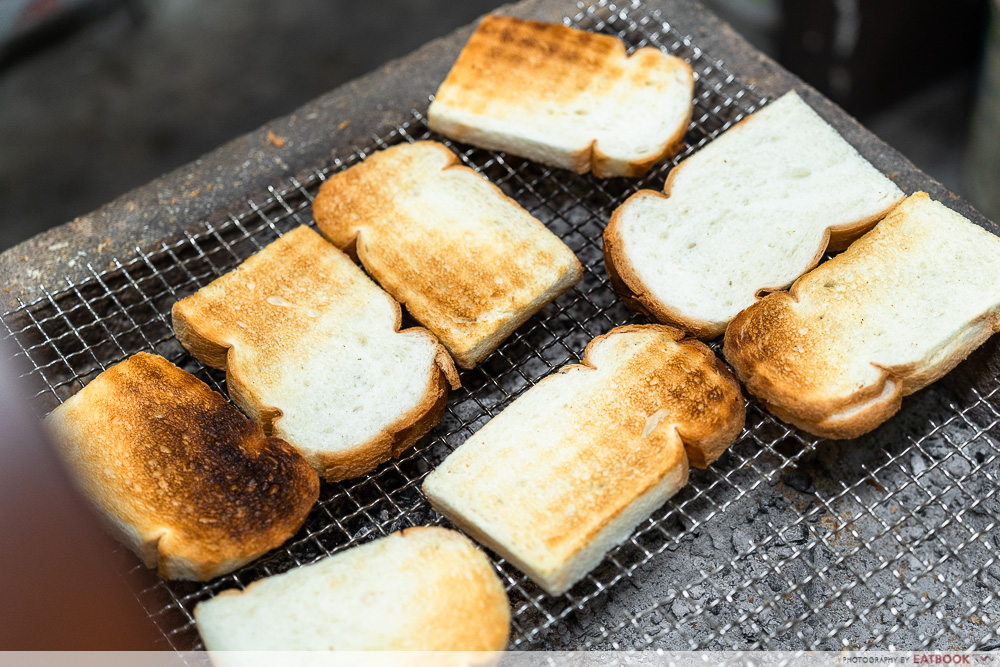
[44,352,319,581]
[605,91,905,339]
[313,141,582,368]
[423,325,744,595]
[724,192,1000,439]
[427,15,694,178]
[194,527,510,651]
[171,226,459,482]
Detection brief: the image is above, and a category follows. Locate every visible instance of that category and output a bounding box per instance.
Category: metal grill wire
[2,0,998,652]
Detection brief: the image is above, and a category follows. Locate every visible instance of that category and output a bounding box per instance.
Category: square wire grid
[3,0,1000,652]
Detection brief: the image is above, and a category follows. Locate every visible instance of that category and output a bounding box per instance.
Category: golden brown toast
[171,226,459,482]
[428,15,694,178]
[724,192,1000,439]
[44,352,319,581]
[195,527,510,651]
[312,141,582,368]
[423,324,745,595]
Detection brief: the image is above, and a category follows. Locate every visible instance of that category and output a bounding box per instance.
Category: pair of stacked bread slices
[45,221,462,583]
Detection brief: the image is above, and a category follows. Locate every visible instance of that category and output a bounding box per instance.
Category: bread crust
[306,348,454,480]
[603,92,902,340]
[45,353,319,581]
[428,14,695,178]
[589,66,694,179]
[172,226,459,482]
[313,140,582,368]
[723,192,1000,439]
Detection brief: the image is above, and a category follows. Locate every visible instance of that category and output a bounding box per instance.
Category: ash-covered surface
[3,0,999,653]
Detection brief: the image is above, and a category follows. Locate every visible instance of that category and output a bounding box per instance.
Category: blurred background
[0,0,998,253]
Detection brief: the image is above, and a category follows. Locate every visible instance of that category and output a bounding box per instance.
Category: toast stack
[172,226,459,482]
[45,353,319,581]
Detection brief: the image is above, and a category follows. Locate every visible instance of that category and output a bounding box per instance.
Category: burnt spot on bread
[724,292,844,413]
[77,353,318,554]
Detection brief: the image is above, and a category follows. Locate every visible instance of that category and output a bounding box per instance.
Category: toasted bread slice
[171,226,459,482]
[195,527,510,651]
[313,141,582,368]
[724,192,1000,439]
[605,91,905,339]
[427,15,694,178]
[44,352,319,581]
[423,325,744,595]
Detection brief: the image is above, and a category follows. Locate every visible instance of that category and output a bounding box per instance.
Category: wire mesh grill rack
[3,0,1000,653]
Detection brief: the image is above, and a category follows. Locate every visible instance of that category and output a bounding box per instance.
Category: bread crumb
[267,130,286,148]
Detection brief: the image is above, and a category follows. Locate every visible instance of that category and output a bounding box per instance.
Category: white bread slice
[427,14,694,178]
[171,226,459,482]
[194,527,510,651]
[44,353,319,581]
[423,325,744,595]
[313,141,582,369]
[724,192,1000,439]
[605,91,905,339]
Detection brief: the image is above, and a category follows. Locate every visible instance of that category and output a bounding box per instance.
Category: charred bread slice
[45,352,319,581]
